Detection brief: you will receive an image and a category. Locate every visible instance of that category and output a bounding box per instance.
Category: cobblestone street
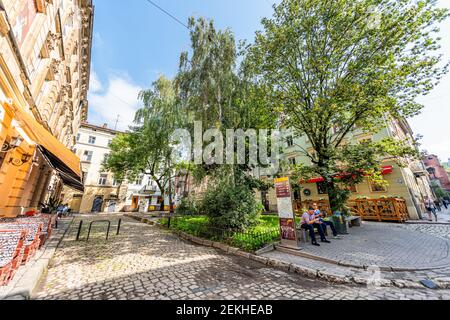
[33,215,450,300]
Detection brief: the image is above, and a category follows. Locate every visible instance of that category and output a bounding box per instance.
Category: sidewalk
[0,217,74,300]
[260,221,450,289]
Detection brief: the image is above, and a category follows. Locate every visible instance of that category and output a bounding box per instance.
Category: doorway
[108,201,116,213]
[91,196,104,213]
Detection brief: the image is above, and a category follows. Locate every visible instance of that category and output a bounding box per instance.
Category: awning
[38,146,84,191]
[306,166,394,183]
[3,101,83,191]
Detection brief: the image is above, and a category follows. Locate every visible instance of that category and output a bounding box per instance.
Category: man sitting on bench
[301,207,331,246]
[313,203,341,239]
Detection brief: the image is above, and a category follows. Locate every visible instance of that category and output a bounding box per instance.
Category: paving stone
[31,214,450,300]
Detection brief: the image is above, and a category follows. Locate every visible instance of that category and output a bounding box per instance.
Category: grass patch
[160,214,282,252]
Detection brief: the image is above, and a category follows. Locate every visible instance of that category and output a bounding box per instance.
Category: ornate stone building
[0,0,93,217]
[423,154,450,192]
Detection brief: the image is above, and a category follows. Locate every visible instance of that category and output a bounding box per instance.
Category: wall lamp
[9,153,33,167]
[1,136,24,153]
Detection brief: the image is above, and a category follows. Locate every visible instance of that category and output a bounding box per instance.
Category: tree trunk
[168,176,174,214]
[159,188,165,212]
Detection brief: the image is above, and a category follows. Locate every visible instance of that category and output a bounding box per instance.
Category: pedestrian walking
[434,200,442,212]
[425,197,438,222]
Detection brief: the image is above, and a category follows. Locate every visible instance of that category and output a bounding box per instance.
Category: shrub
[175,197,200,216]
[200,183,263,230]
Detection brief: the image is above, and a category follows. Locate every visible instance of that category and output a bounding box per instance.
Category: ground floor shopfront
[62,187,178,214]
[257,161,434,221]
[0,81,83,218]
[123,193,176,213]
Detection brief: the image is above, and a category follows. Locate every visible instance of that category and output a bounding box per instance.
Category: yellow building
[61,123,127,214]
[260,118,434,220]
[0,0,93,217]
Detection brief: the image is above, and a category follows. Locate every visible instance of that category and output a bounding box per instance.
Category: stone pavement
[292,222,450,271]
[262,222,450,289]
[33,215,450,300]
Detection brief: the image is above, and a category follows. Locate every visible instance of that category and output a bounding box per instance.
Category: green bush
[163,215,281,252]
[175,197,200,216]
[200,183,263,230]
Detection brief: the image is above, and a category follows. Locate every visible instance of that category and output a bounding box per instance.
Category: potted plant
[331,209,350,235]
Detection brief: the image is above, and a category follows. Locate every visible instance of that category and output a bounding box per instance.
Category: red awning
[306,166,393,183]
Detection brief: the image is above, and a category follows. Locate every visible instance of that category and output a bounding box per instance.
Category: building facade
[423,154,450,192]
[62,122,125,213]
[258,117,434,220]
[62,122,175,213]
[0,0,93,217]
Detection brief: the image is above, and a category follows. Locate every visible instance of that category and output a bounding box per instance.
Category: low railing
[295,198,409,223]
[167,218,280,252]
[348,198,409,222]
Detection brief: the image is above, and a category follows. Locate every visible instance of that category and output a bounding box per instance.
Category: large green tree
[248,0,449,212]
[105,76,180,212]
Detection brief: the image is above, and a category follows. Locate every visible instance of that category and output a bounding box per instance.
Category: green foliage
[104,76,181,209]
[175,197,200,216]
[165,215,280,252]
[431,181,448,200]
[248,0,449,212]
[39,195,63,213]
[199,182,263,230]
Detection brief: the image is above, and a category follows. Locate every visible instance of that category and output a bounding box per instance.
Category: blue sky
[88,0,450,161]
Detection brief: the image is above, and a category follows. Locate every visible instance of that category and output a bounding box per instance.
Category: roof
[81,122,125,135]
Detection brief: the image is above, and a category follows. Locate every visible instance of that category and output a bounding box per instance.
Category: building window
[112,179,119,187]
[82,151,93,162]
[135,176,143,186]
[369,180,387,192]
[98,174,108,186]
[107,140,112,147]
[288,157,297,166]
[103,153,109,163]
[88,136,96,144]
[286,136,294,147]
[76,133,81,141]
[317,182,328,195]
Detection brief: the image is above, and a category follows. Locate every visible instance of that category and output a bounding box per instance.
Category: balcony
[139,185,158,195]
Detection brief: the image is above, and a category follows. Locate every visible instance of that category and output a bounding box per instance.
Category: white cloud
[89,70,103,93]
[87,74,142,131]
[409,0,450,162]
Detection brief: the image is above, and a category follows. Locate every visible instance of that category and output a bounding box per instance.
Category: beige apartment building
[0,0,93,217]
[61,122,176,214]
[61,122,127,213]
[259,117,434,221]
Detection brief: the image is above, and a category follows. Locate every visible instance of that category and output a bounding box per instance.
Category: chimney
[102,123,108,128]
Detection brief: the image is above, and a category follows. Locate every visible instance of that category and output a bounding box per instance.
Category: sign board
[274,177,299,249]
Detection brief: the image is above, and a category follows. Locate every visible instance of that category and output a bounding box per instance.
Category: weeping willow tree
[174,17,277,228]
